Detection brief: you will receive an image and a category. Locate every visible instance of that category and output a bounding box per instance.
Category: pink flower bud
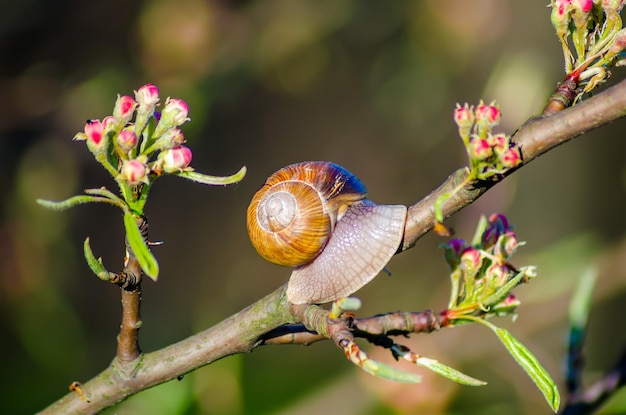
[461,248,483,274]
[84,119,104,145]
[162,98,190,126]
[608,28,626,55]
[490,294,520,316]
[500,147,522,168]
[486,264,510,286]
[102,116,116,131]
[488,133,508,154]
[117,129,138,153]
[454,103,475,129]
[135,83,160,110]
[602,0,624,12]
[159,146,193,173]
[474,102,500,126]
[572,0,593,13]
[121,159,150,185]
[113,95,137,125]
[552,0,573,34]
[469,137,492,160]
[494,230,520,259]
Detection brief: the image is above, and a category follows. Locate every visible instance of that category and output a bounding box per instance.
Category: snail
[246,161,407,304]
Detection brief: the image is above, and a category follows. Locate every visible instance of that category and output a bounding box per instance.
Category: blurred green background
[2,0,626,414]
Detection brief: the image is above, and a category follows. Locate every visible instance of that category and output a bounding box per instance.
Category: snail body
[247,161,407,304]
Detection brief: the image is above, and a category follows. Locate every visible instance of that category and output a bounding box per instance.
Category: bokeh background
[2,1,626,414]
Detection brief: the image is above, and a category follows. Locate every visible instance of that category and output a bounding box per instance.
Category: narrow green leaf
[123,212,159,281]
[433,193,448,223]
[494,327,561,412]
[361,359,422,384]
[481,268,527,307]
[37,195,119,211]
[470,215,488,247]
[83,238,113,281]
[84,187,125,203]
[568,267,597,330]
[177,166,246,186]
[416,357,487,386]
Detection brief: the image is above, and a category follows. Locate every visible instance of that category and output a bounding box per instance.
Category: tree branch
[38,78,626,414]
[401,77,626,251]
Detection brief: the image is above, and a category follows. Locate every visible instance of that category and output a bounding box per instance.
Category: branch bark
[38,78,626,414]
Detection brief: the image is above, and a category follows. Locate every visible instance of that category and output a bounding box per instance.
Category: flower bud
[494,230,521,259]
[113,95,137,126]
[487,133,508,154]
[602,0,624,12]
[81,119,109,156]
[551,0,573,37]
[84,119,103,145]
[500,147,522,168]
[486,264,511,287]
[468,137,492,160]
[474,102,500,126]
[162,98,189,126]
[102,115,116,131]
[489,294,521,316]
[572,0,593,13]
[120,159,150,185]
[156,128,185,149]
[460,248,483,276]
[116,129,138,154]
[153,98,190,139]
[607,28,626,57]
[135,83,160,111]
[454,103,475,139]
[134,84,160,139]
[482,213,510,248]
[159,145,193,173]
[440,238,467,269]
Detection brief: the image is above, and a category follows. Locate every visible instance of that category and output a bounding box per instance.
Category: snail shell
[246,161,407,304]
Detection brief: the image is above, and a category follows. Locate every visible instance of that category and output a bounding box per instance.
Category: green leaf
[416,357,487,386]
[470,214,488,247]
[176,166,246,186]
[123,212,159,281]
[568,267,597,330]
[360,358,422,384]
[83,238,113,281]
[480,268,527,308]
[330,297,362,318]
[494,327,561,412]
[37,195,121,211]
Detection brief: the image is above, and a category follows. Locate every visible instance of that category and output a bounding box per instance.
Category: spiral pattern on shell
[246,162,368,267]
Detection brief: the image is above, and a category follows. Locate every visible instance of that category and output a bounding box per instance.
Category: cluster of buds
[550,0,626,95]
[453,102,521,179]
[74,84,194,187]
[440,214,536,321]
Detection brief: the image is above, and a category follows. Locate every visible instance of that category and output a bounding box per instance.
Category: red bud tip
[117,129,138,152]
[500,147,522,168]
[84,120,104,145]
[114,95,137,124]
[474,102,501,126]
